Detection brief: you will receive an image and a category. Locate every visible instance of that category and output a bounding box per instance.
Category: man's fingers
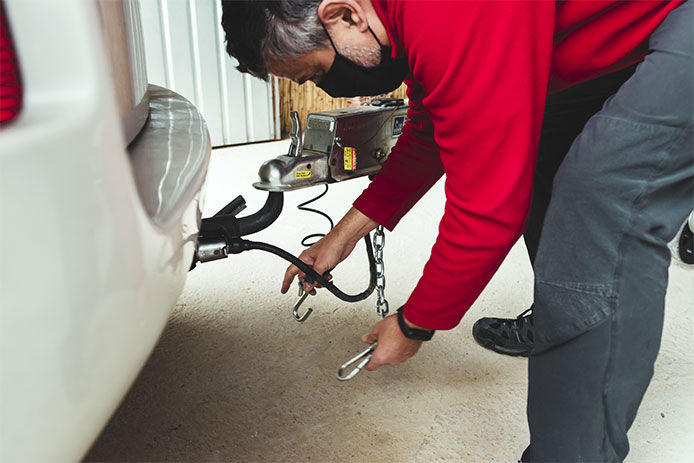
[281,265,300,293]
[365,346,389,371]
[362,321,380,344]
[302,263,333,293]
[281,254,316,293]
[303,281,315,293]
[314,273,333,289]
[299,265,332,295]
[364,358,381,371]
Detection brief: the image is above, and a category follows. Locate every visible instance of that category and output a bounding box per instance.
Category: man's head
[220,0,396,87]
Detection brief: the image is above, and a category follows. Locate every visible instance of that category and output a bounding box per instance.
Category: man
[221,1,692,460]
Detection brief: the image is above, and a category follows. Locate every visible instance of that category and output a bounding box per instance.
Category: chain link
[373,225,389,318]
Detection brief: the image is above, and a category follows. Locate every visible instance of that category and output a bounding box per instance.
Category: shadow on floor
[85,295,523,462]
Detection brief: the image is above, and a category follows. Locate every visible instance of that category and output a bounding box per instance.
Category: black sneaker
[472,307,534,357]
[678,221,693,264]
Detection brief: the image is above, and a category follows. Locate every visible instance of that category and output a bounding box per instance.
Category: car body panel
[0,0,210,460]
[130,85,210,226]
[98,0,149,144]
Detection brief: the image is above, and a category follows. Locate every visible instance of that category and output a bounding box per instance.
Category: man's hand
[281,232,356,295]
[362,314,423,370]
[280,207,379,295]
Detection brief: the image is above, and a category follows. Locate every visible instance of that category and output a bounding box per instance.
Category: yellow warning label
[294,170,311,179]
[344,147,357,171]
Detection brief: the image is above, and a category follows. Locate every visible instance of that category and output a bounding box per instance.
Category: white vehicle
[0,0,210,460]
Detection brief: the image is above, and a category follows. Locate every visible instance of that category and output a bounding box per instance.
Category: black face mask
[317,24,409,98]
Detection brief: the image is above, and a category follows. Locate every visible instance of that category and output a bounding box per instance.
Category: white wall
[139,0,280,146]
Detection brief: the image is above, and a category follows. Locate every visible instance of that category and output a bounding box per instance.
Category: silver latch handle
[288,110,302,157]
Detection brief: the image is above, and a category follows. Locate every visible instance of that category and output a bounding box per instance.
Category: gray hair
[221,0,330,80]
[262,1,329,61]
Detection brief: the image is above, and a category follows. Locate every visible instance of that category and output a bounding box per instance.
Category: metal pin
[336,342,377,381]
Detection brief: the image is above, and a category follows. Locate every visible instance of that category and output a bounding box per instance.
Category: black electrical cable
[227,235,377,303]
[196,190,376,301]
[297,184,334,247]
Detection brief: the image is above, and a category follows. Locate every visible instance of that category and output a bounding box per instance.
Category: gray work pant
[523,1,693,461]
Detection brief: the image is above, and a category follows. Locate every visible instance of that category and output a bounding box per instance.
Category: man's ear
[318,0,369,33]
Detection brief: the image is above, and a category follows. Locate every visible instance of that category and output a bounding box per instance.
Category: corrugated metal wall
[139,0,279,147]
[124,0,148,108]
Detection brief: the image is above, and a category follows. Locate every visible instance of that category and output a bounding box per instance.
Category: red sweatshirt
[353,0,682,330]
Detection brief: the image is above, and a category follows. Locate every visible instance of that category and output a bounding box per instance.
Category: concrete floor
[86,140,693,462]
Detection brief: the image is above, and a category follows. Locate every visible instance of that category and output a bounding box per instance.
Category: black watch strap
[397,307,435,341]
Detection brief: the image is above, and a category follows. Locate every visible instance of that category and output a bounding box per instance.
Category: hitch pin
[336,342,377,381]
[293,281,313,322]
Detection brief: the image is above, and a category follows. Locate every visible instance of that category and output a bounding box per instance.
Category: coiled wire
[298,184,334,247]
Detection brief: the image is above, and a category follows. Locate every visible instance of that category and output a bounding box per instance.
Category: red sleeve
[363,1,556,330]
[353,81,443,231]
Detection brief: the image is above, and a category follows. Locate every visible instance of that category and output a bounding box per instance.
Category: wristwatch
[397,307,435,341]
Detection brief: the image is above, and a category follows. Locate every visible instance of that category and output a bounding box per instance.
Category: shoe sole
[472,336,531,358]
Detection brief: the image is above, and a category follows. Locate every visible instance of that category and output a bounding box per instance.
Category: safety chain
[373,225,389,319]
[336,225,389,380]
